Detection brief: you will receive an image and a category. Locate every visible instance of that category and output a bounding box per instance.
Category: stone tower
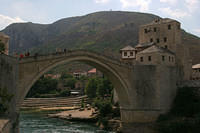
[139,18,191,80]
[139,18,181,53]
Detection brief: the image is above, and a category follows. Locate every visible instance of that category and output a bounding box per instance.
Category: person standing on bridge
[64,48,67,53]
[19,53,24,59]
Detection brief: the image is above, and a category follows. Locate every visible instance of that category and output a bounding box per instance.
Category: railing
[17,49,132,67]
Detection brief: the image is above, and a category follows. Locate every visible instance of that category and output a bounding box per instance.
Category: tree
[64,78,76,89]
[97,78,113,97]
[0,40,5,54]
[26,77,58,97]
[85,78,98,98]
[0,87,13,114]
[60,73,73,80]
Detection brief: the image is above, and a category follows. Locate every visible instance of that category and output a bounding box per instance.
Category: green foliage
[0,87,13,114]
[27,77,58,98]
[170,87,200,117]
[60,73,73,80]
[157,118,200,133]
[0,40,5,53]
[58,88,71,97]
[157,87,200,133]
[63,78,76,89]
[85,78,99,98]
[97,78,113,97]
[85,77,113,99]
[93,98,112,117]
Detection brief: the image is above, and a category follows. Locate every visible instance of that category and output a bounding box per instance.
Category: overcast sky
[0,0,199,37]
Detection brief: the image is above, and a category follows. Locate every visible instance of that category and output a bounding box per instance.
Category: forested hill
[2,11,200,64]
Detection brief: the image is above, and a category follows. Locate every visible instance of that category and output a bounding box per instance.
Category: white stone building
[192,64,200,80]
[120,45,136,60]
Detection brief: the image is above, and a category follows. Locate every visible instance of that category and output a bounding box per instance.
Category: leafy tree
[0,87,13,114]
[0,40,5,54]
[85,78,98,98]
[170,87,200,117]
[27,77,58,97]
[60,73,73,80]
[93,97,112,117]
[58,88,71,97]
[97,78,113,97]
[63,78,76,89]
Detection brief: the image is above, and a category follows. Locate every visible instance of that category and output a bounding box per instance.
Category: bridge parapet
[18,50,131,68]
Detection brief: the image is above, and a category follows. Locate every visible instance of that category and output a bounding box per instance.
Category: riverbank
[0,119,11,133]
[48,108,98,122]
[20,97,122,132]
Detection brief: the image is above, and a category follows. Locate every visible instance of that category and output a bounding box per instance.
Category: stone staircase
[20,95,90,109]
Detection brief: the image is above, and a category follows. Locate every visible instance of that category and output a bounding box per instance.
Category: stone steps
[20,95,90,109]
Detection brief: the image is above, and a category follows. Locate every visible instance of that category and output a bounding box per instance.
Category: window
[140,57,143,62]
[130,52,133,56]
[162,56,165,61]
[171,57,174,62]
[169,56,171,62]
[148,56,151,61]
[144,29,148,33]
[164,37,167,42]
[150,38,153,42]
[154,27,157,32]
[168,24,171,30]
[157,38,160,43]
[165,45,168,49]
[124,52,127,56]
[177,24,180,30]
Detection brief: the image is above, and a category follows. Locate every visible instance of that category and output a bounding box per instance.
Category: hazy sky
[0,0,199,37]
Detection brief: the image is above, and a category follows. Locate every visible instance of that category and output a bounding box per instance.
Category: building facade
[191,64,200,80]
[136,45,175,66]
[120,18,191,79]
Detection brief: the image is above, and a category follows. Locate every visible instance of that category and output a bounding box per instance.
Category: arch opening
[17,53,131,111]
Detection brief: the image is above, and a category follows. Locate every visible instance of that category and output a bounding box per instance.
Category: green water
[19,113,112,133]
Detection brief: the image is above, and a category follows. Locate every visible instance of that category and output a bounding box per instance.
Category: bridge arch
[17,51,131,111]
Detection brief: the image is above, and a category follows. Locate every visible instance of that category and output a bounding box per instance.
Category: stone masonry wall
[0,54,19,133]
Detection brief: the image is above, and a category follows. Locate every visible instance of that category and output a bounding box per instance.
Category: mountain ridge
[1,11,200,64]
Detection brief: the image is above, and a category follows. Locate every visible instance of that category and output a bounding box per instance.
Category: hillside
[1,11,200,64]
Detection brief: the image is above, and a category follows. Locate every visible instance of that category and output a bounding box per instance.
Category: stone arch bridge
[0,50,177,132]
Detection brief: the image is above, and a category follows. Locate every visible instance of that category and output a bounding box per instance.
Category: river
[19,112,113,133]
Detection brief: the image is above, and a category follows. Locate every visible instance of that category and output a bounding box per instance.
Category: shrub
[0,87,13,114]
[170,87,200,117]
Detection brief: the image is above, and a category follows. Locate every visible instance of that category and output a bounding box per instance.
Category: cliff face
[1,11,200,64]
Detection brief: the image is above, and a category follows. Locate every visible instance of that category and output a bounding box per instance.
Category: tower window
[148,56,151,61]
[157,38,160,43]
[164,37,167,42]
[172,57,174,62]
[154,27,157,32]
[140,57,143,62]
[150,38,153,42]
[144,29,148,33]
[169,56,171,62]
[130,52,133,56]
[124,52,127,56]
[168,24,171,30]
[162,56,165,61]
